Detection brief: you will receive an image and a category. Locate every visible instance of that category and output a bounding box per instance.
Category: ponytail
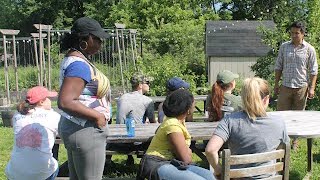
[241,77,270,120]
[209,81,233,121]
[16,101,37,115]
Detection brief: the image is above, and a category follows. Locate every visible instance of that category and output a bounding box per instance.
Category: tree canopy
[1,0,319,97]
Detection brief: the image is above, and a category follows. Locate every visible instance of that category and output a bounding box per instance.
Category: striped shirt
[275,40,318,88]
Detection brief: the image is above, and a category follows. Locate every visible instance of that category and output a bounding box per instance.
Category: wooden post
[31,33,47,86]
[12,35,18,92]
[0,29,20,105]
[115,23,126,93]
[129,29,137,69]
[1,34,10,105]
[34,24,52,87]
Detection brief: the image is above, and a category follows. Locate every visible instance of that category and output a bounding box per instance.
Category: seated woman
[5,86,61,180]
[205,77,290,179]
[138,89,214,180]
[206,70,242,122]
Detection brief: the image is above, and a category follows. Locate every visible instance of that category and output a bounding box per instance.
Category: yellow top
[146,117,191,160]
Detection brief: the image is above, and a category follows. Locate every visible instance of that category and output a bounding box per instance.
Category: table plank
[106,122,218,143]
[150,95,207,103]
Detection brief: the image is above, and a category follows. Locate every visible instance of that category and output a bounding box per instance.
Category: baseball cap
[166,77,190,91]
[130,73,154,85]
[26,86,58,104]
[217,70,239,84]
[71,17,110,39]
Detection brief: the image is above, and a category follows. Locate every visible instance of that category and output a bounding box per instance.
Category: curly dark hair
[163,89,194,117]
[288,21,307,34]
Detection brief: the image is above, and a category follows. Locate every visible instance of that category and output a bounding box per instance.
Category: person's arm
[144,102,156,123]
[274,44,284,95]
[274,70,282,95]
[308,75,317,99]
[58,77,106,128]
[167,132,192,164]
[157,102,164,123]
[206,94,214,121]
[116,99,126,124]
[205,135,225,176]
[308,47,318,99]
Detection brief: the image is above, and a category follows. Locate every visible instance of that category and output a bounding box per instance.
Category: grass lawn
[1,101,320,179]
[1,122,320,179]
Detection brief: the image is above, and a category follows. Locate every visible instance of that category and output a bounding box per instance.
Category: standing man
[274,21,318,110]
[274,21,318,150]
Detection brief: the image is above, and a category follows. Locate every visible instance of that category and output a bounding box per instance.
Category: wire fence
[0,25,143,105]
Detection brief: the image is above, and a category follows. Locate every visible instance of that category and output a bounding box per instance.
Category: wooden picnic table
[106,121,217,143]
[53,121,217,175]
[54,110,320,178]
[267,110,320,178]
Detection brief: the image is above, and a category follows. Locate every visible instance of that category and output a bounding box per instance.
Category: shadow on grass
[313,153,320,163]
[57,160,139,178]
[103,159,139,178]
[289,170,304,180]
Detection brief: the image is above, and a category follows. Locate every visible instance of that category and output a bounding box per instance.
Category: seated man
[116,73,156,124]
[158,77,191,123]
[106,73,156,167]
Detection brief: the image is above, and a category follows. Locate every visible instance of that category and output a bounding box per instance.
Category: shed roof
[206,20,275,57]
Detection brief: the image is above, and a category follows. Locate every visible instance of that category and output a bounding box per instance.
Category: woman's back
[215,111,289,156]
[6,108,60,180]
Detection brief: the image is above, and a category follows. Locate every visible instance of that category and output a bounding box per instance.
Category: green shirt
[206,92,243,121]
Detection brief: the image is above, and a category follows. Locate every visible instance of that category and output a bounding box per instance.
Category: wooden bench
[105,150,145,156]
[220,142,290,180]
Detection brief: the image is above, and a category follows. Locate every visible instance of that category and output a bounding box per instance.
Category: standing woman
[206,70,242,122]
[58,17,111,180]
[139,89,214,180]
[205,78,289,179]
[5,86,60,180]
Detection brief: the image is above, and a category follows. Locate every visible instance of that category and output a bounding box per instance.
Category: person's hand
[213,164,222,179]
[274,84,280,96]
[214,174,221,180]
[308,87,315,99]
[96,113,106,128]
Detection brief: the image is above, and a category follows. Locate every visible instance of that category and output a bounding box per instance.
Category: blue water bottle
[126,110,135,137]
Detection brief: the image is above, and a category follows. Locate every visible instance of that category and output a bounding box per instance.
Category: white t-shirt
[6,108,61,180]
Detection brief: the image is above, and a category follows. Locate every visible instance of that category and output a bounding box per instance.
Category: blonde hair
[241,77,270,120]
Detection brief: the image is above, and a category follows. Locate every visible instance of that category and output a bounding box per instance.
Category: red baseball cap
[26,86,58,104]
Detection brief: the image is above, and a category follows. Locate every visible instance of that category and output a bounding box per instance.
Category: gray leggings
[58,117,108,180]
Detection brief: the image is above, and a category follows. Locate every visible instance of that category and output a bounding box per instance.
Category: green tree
[251,0,320,110]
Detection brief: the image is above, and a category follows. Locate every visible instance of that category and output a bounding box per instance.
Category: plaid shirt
[275,40,318,88]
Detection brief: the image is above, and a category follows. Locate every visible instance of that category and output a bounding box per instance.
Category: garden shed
[205,20,275,85]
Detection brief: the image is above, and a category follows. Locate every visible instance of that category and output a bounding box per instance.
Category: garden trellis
[0,23,141,105]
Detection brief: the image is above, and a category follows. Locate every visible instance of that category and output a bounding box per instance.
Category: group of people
[5,17,317,180]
